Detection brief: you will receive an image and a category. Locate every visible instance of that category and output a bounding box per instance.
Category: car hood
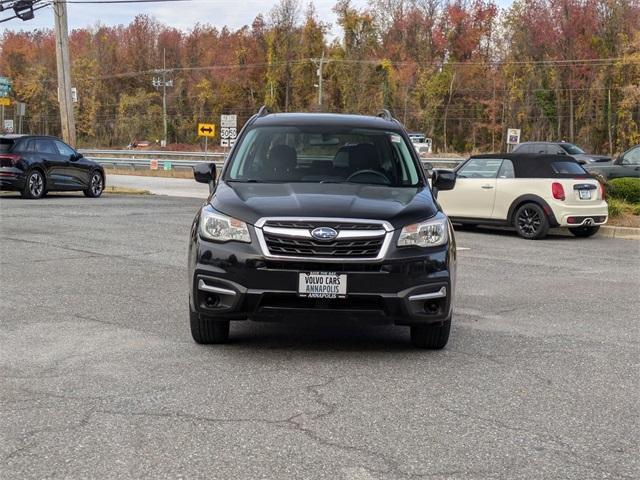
[210,181,438,229]
[574,153,611,163]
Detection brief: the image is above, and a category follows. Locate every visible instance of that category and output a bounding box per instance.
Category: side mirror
[577,159,586,165]
[432,169,456,192]
[71,153,83,161]
[193,162,217,194]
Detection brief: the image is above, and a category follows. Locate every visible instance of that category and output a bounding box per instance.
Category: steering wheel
[346,169,391,185]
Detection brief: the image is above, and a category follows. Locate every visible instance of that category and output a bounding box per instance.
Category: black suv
[188,109,457,349]
[0,134,105,198]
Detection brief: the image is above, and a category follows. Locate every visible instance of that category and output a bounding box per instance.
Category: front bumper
[189,229,455,326]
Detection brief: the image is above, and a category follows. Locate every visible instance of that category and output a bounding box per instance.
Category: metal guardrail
[80,149,465,170]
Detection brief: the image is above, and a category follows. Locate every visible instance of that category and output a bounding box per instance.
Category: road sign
[4,119,14,133]
[507,128,521,145]
[0,98,10,107]
[220,114,237,147]
[0,77,12,97]
[198,123,216,137]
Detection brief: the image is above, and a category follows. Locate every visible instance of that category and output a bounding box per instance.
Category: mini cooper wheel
[569,225,600,238]
[514,203,549,239]
[410,319,451,349]
[190,309,230,344]
[21,170,46,199]
[84,171,104,198]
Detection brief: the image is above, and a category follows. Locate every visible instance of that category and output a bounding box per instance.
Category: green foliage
[607,198,625,217]
[606,178,640,204]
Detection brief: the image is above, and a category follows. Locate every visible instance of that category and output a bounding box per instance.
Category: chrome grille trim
[255,217,394,263]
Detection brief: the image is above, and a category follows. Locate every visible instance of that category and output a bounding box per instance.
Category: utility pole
[152,48,172,147]
[311,52,327,107]
[53,0,76,146]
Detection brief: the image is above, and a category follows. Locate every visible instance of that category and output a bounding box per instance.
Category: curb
[598,225,640,240]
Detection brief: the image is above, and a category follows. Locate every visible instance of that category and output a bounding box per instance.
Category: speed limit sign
[220,115,237,147]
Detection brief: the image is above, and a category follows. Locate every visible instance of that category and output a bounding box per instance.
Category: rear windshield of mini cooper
[550,161,588,175]
[226,126,421,187]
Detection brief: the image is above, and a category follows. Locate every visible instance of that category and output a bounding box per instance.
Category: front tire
[514,203,549,239]
[190,310,230,344]
[569,225,600,237]
[21,170,46,199]
[84,171,104,198]
[410,319,451,349]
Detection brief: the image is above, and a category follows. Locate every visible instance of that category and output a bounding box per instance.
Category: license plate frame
[579,189,592,200]
[298,272,347,299]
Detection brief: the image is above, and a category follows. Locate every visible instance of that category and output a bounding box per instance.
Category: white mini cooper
[437,154,608,239]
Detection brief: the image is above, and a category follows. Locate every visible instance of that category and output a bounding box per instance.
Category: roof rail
[377,109,393,121]
[257,105,270,117]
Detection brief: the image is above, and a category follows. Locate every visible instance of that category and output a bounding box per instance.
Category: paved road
[1,194,638,480]
[108,174,210,198]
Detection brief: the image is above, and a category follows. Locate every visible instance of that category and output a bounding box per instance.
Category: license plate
[579,190,591,200]
[298,272,347,299]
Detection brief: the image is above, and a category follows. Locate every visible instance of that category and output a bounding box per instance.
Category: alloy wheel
[28,172,44,198]
[517,207,542,236]
[91,173,103,196]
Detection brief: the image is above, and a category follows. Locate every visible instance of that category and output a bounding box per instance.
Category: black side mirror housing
[432,169,456,192]
[71,153,83,161]
[193,162,217,193]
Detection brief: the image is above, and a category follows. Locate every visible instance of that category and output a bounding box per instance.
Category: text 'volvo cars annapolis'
[188,108,457,349]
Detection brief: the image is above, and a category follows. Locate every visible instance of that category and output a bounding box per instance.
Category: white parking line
[457,247,471,251]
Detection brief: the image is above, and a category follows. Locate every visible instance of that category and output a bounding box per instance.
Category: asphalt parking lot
[1,193,638,480]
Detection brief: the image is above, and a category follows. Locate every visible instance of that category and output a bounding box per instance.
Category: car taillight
[551,182,565,201]
[599,182,605,200]
[0,154,20,167]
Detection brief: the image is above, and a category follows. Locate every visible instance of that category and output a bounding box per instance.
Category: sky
[1,0,513,38]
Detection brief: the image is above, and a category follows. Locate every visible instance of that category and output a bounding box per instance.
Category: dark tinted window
[551,161,587,174]
[35,138,58,155]
[55,140,75,157]
[0,138,15,153]
[18,139,36,152]
[559,143,585,155]
[622,146,640,165]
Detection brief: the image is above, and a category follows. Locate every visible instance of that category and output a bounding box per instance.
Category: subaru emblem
[311,227,338,241]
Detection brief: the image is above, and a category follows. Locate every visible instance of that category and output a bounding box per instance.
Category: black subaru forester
[188,108,457,349]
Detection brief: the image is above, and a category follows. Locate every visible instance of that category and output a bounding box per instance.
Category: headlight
[397,217,448,247]
[199,206,251,243]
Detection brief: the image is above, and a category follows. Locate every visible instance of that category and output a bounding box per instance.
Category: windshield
[225,126,421,187]
[0,138,15,153]
[560,143,585,155]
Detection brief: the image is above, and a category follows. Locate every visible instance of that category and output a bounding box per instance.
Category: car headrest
[349,143,380,170]
[267,144,297,171]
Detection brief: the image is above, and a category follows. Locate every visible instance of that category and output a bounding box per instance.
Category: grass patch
[607,197,640,227]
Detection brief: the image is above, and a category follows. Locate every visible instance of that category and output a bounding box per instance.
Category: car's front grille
[264,220,381,230]
[264,233,384,257]
[262,261,384,272]
[257,218,390,260]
